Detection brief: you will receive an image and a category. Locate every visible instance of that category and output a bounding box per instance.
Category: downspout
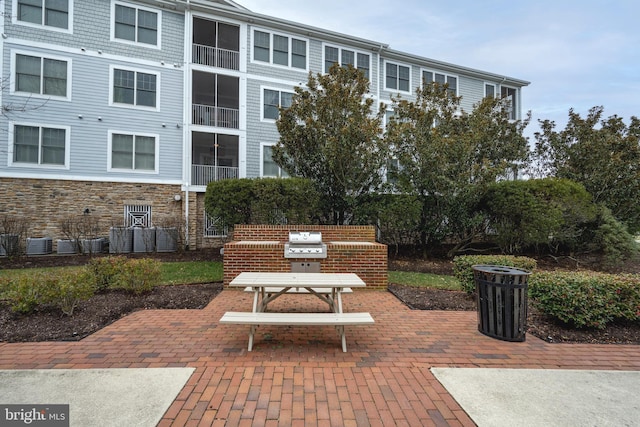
[183,0,192,249]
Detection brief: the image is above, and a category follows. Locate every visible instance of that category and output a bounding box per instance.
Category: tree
[530,106,640,233]
[274,64,388,224]
[385,82,530,256]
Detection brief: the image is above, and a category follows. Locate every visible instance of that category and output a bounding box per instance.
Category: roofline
[138,0,529,87]
[383,48,530,87]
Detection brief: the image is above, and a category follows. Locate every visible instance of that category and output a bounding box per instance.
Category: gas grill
[284,231,327,259]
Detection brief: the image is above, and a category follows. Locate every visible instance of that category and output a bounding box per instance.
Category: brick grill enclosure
[223,225,388,289]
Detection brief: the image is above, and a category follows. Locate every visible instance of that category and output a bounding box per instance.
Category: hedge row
[453,255,640,329]
[0,257,161,316]
[529,271,640,329]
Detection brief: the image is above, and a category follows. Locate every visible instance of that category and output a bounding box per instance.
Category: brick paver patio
[1,290,639,426]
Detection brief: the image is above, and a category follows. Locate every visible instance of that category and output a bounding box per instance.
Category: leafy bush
[112,258,161,294]
[204,177,320,230]
[48,269,96,316]
[2,273,55,314]
[87,256,129,292]
[481,178,597,254]
[529,271,640,329]
[2,269,96,316]
[587,206,638,268]
[453,255,537,294]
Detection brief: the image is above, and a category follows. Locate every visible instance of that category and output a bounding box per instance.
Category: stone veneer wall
[0,178,185,249]
[223,225,388,289]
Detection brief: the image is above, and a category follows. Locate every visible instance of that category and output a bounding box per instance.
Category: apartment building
[0,0,529,250]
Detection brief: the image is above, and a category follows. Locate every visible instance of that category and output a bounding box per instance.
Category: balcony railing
[192,44,240,70]
[192,164,238,186]
[192,104,239,129]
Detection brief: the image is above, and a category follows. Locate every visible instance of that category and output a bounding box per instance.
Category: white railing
[192,104,239,129]
[191,164,238,186]
[192,44,240,70]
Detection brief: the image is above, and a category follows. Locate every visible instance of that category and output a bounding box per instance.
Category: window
[14,53,69,98]
[262,144,288,178]
[485,83,496,98]
[501,86,518,120]
[263,88,293,120]
[16,0,70,30]
[109,132,157,172]
[324,45,370,78]
[385,62,410,92]
[11,124,68,167]
[113,2,159,47]
[111,67,158,109]
[253,29,307,70]
[422,70,457,96]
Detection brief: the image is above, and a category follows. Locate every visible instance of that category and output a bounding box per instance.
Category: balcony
[192,164,238,186]
[193,44,240,70]
[192,104,239,129]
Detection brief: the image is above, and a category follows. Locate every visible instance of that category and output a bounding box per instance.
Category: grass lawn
[1,260,459,290]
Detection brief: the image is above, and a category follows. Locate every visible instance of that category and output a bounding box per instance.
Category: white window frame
[322,44,371,78]
[10,50,72,101]
[384,60,412,94]
[109,64,160,111]
[12,0,74,34]
[421,69,458,96]
[485,82,496,98]
[110,0,162,49]
[107,130,159,174]
[260,86,294,122]
[251,28,308,71]
[8,121,71,169]
[260,142,288,178]
[500,85,518,120]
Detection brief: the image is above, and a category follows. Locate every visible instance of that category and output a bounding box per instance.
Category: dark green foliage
[529,271,640,329]
[531,107,640,233]
[453,255,537,294]
[481,178,597,254]
[385,84,530,253]
[586,206,638,268]
[353,193,421,254]
[204,177,321,229]
[275,64,388,224]
[204,178,255,227]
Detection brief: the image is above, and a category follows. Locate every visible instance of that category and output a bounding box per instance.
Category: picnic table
[220,272,374,352]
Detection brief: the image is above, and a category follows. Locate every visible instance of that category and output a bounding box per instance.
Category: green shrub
[3,273,56,314]
[113,258,161,294]
[529,271,640,329]
[481,178,596,254]
[49,268,96,316]
[87,256,129,292]
[453,255,537,294]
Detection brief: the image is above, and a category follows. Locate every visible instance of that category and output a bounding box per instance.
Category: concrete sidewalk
[0,368,194,427]
[432,368,640,427]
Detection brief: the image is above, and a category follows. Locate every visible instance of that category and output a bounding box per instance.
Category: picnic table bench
[220,272,374,352]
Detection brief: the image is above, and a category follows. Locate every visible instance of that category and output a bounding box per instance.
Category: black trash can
[473,265,531,342]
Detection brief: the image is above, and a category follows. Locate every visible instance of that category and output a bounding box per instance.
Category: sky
[236,0,639,141]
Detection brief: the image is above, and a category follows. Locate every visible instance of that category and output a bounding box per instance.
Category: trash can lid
[472,265,531,275]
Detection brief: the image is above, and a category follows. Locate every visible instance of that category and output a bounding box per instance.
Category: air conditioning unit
[57,239,78,255]
[81,238,106,254]
[26,237,53,255]
[133,227,156,253]
[109,227,133,253]
[156,227,178,252]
